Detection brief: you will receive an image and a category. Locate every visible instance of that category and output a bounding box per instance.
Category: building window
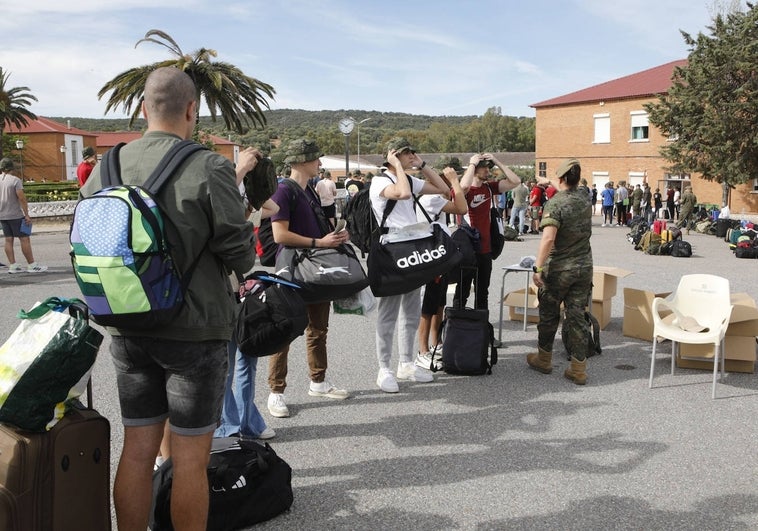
[538,161,546,177]
[630,111,649,141]
[594,114,610,143]
[753,178,758,192]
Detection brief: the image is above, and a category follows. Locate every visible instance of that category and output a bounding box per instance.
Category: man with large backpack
[80,67,256,531]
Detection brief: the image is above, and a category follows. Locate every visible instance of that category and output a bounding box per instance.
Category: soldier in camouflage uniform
[526,158,593,385]
[676,186,698,234]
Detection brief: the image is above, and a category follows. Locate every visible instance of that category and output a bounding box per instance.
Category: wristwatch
[532,265,544,273]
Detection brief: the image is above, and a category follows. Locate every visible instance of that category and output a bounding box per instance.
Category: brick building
[532,60,757,216]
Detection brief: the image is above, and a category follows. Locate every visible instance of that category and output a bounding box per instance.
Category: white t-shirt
[315,178,336,207]
[417,194,451,235]
[369,172,425,229]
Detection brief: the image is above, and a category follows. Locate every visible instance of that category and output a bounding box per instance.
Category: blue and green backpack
[70,140,206,328]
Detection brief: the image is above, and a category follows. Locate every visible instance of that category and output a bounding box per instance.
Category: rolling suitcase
[0,298,111,531]
[440,267,497,375]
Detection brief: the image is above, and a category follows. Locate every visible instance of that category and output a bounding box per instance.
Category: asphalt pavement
[1,216,757,530]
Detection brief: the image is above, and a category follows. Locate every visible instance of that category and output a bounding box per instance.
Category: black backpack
[564,310,602,360]
[670,240,693,258]
[342,174,399,255]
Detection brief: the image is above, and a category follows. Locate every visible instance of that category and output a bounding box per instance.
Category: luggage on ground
[670,240,693,258]
[440,267,497,375]
[151,437,293,531]
[0,349,111,531]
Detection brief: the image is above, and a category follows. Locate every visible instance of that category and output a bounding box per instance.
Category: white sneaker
[601,223,606,227]
[7,264,23,274]
[308,380,349,399]
[415,351,443,371]
[267,393,289,418]
[27,263,47,273]
[257,427,276,440]
[397,362,434,383]
[376,368,399,393]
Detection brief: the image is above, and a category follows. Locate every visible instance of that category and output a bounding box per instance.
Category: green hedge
[24,182,80,203]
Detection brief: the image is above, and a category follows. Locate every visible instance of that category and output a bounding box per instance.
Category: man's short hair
[144,67,197,120]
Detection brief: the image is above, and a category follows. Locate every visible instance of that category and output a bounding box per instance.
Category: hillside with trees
[51,106,535,157]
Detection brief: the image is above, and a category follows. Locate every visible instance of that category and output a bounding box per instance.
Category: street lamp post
[14,140,24,180]
[350,117,371,173]
[59,145,67,181]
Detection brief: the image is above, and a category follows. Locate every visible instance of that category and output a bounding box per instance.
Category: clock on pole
[338,118,355,135]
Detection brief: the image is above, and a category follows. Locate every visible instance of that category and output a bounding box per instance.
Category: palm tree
[98,30,275,133]
[0,67,38,158]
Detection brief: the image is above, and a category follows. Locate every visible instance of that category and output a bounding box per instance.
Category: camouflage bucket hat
[82,146,96,159]
[0,158,14,172]
[283,139,323,165]
[434,156,463,172]
[385,137,416,155]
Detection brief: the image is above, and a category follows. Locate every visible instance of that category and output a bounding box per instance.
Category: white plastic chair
[648,274,733,399]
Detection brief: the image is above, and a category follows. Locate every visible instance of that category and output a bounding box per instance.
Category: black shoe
[492,339,504,348]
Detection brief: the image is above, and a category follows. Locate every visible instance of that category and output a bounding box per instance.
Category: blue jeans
[215,340,267,438]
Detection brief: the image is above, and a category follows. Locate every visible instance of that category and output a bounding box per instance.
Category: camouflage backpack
[640,231,663,255]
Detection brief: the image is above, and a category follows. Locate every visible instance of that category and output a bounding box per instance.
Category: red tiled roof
[96,131,142,148]
[96,131,237,148]
[531,59,688,108]
[7,116,96,136]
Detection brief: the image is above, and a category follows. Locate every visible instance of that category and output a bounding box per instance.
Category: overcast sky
[0,0,737,120]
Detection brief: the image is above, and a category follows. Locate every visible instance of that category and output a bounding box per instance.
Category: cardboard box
[503,286,540,323]
[724,293,758,337]
[622,288,673,342]
[592,266,633,302]
[591,299,612,330]
[676,336,757,373]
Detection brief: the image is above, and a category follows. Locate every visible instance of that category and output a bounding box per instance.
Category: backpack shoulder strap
[377,172,402,228]
[143,140,208,194]
[100,143,126,188]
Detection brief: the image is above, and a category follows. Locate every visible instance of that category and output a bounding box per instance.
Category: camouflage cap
[434,156,463,172]
[385,137,416,154]
[0,158,14,171]
[82,146,96,159]
[555,158,580,178]
[283,139,323,165]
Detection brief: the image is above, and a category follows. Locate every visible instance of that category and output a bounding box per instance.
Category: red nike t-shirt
[464,181,499,254]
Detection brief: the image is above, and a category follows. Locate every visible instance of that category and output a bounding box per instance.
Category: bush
[23,182,80,202]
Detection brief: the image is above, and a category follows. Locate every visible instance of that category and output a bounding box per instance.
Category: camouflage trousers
[537,267,593,361]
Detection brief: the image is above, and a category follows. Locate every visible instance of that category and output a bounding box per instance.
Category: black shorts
[421,275,449,315]
[1,218,24,238]
[322,204,336,219]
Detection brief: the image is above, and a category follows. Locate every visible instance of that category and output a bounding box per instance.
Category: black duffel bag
[368,223,463,297]
[151,438,293,531]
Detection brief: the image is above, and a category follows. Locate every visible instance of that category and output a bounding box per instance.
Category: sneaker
[267,393,289,418]
[257,427,276,440]
[601,223,606,227]
[7,264,23,274]
[415,351,443,371]
[397,362,433,383]
[376,368,399,393]
[308,380,349,400]
[27,263,47,273]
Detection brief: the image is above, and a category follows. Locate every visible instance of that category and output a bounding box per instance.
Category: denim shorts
[110,336,228,436]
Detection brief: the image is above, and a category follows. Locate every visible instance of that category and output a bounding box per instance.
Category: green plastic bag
[0,297,103,431]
